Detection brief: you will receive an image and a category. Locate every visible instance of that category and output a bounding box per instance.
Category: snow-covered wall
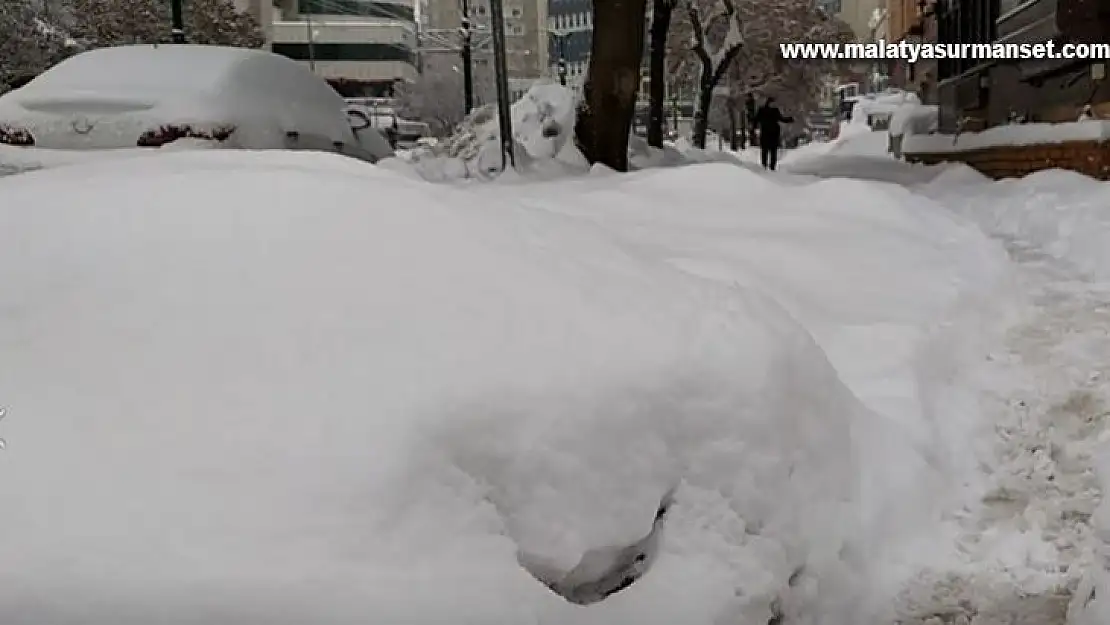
[904,121,1110,154]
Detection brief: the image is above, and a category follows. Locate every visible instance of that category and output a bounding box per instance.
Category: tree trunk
[646,0,672,148]
[691,66,713,149]
[575,0,648,171]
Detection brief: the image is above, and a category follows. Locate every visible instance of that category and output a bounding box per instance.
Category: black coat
[754,104,793,144]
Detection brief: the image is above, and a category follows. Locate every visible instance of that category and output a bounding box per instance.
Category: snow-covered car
[0,44,394,163]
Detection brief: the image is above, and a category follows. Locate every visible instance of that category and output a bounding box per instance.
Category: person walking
[754,97,793,171]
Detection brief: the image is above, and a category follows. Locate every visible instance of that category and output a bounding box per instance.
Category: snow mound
[629,135,752,171]
[479,162,1026,622]
[889,103,939,137]
[0,148,903,624]
[407,81,587,181]
[926,170,1110,280]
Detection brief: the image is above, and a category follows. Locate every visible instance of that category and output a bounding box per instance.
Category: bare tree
[65,0,262,47]
[575,0,649,171]
[667,0,849,148]
[0,0,70,92]
[647,0,679,147]
[684,0,743,148]
[396,56,496,135]
[184,0,265,47]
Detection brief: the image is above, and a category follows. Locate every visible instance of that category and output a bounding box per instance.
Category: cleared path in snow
[787,154,1110,624]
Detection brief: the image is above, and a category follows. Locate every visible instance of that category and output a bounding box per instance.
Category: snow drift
[406,81,587,181]
[0,149,1017,624]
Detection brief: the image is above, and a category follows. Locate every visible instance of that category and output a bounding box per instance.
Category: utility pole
[488,0,514,169]
[171,0,185,43]
[306,12,317,72]
[459,0,474,114]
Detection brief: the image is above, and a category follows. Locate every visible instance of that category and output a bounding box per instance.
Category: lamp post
[305,13,317,72]
[552,31,569,86]
[170,0,185,42]
[459,0,474,114]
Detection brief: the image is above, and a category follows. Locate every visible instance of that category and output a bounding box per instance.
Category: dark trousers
[760,142,778,170]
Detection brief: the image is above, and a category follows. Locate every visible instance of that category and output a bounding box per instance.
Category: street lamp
[170,0,185,42]
[305,15,318,72]
[552,31,569,86]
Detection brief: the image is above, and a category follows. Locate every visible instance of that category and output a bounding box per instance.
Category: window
[508,24,525,36]
[299,0,415,22]
[476,4,486,15]
[937,0,999,80]
[510,7,522,17]
[272,43,416,64]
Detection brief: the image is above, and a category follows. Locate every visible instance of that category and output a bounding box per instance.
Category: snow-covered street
[1,143,1109,624]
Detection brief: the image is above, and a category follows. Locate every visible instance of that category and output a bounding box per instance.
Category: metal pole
[557,35,567,86]
[306,11,317,72]
[488,0,514,168]
[171,0,185,42]
[460,0,474,114]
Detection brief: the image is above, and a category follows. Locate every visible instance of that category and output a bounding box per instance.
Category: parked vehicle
[343,104,430,150]
[0,44,394,163]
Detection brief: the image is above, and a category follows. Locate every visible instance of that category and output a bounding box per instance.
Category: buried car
[0,44,393,163]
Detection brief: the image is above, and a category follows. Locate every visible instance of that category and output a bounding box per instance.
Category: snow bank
[631,135,753,170]
[0,148,893,624]
[407,81,587,181]
[0,148,1023,624]
[889,103,939,137]
[925,169,1110,281]
[489,163,1025,621]
[0,144,143,176]
[905,120,1110,154]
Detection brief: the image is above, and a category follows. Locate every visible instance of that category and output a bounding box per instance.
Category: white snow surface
[904,120,1110,154]
[889,103,939,137]
[0,145,1044,624]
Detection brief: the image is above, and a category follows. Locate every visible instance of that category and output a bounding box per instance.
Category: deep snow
[0,146,1028,624]
[2,116,1110,625]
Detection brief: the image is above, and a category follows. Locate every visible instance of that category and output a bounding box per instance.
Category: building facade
[546,0,592,92]
[885,0,938,103]
[935,0,1110,131]
[422,0,548,96]
[271,0,420,96]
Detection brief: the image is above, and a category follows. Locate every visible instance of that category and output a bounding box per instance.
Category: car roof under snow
[24,45,287,97]
[9,44,356,143]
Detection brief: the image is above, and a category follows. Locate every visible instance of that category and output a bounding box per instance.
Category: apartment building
[932,0,1109,130]
[546,0,656,101]
[422,0,548,98]
[270,0,420,96]
[546,0,591,91]
[884,0,938,103]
